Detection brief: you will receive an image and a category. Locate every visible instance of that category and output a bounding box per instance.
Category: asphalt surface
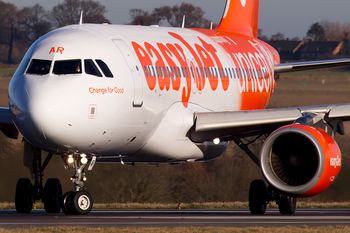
[1,208,350,228]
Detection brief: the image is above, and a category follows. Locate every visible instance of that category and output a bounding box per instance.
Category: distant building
[268,39,343,62]
[268,41,303,61]
[298,41,342,61]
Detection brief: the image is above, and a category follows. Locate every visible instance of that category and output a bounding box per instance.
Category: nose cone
[9,74,77,152]
[9,74,47,148]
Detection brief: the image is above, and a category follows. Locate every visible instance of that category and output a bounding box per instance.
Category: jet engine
[260,124,341,197]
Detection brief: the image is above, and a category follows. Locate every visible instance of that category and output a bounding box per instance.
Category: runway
[1,208,350,228]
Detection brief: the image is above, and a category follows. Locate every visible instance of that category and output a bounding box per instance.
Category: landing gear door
[113,39,143,107]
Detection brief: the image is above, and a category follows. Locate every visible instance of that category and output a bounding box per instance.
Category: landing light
[81,157,88,165]
[68,155,74,164]
[213,138,220,145]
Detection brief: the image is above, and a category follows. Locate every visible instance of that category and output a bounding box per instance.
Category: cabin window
[190,67,194,77]
[204,67,208,78]
[249,69,253,79]
[196,67,200,77]
[181,67,185,77]
[84,59,102,77]
[53,59,81,75]
[156,67,160,77]
[147,66,153,77]
[171,67,176,78]
[262,69,266,79]
[162,66,167,77]
[258,69,263,79]
[167,67,172,77]
[239,69,243,79]
[234,68,239,79]
[170,67,175,78]
[159,66,164,77]
[228,68,232,79]
[245,69,249,79]
[96,59,113,78]
[143,66,148,77]
[179,67,183,77]
[200,67,204,78]
[27,59,52,75]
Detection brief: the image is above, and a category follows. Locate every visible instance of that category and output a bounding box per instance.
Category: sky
[7,0,350,39]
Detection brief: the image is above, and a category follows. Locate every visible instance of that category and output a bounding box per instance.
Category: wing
[274,58,350,74]
[189,58,350,142]
[189,104,350,143]
[0,107,18,139]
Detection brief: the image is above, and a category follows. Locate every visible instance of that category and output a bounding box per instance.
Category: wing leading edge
[0,107,18,139]
[274,58,350,74]
[190,104,350,143]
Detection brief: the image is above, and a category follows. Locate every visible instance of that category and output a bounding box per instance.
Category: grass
[0,66,17,76]
[0,226,350,233]
[2,202,350,210]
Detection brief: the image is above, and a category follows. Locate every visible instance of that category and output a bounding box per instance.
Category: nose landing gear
[15,140,95,215]
[61,153,94,215]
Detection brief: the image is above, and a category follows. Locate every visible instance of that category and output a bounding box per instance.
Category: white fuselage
[9,24,276,163]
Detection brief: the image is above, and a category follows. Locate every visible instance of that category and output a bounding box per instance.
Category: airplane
[0,0,350,215]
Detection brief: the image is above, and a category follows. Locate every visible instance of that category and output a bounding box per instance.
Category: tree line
[259,20,350,42]
[1,0,350,62]
[0,0,110,64]
[258,20,350,58]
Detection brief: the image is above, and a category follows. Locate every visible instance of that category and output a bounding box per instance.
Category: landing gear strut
[232,135,297,215]
[61,153,94,215]
[15,140,94,215]
[15,140,61,213]
[248,179,296,215]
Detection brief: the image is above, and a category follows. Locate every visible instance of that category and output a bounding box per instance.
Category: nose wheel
[62,191,93,215]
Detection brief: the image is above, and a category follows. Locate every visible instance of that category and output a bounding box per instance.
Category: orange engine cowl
[260,124,341,197]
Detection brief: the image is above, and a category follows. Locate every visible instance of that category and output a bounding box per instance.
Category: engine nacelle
[260,124,341,197]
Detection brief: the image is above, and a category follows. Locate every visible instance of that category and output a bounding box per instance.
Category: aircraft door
[113,39,143,107]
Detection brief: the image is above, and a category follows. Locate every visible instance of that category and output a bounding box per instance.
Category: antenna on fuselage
[79,11,84,25]
[181,15,186,28]
[210,22,213,29]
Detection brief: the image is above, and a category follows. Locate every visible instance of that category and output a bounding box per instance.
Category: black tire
[249,179,267,215]
[278,195,296,215]
[15,178,33,213]
[43,178,62,213]
[73,191,93,215]
[62,191,76,215]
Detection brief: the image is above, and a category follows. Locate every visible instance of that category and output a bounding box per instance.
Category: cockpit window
[53,59,81,75]
[96,59,113,78]
[84,59,102,77]
[26,59,51,75]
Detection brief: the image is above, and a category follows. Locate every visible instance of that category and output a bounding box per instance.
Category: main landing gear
[232,136,297,215]
[15,140,95,215]
[248,179,296,215]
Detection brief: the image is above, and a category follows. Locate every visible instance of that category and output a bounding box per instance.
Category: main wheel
[15,178,33,213]
[73,191,93,215]
[249,179,267,215]
[62,191,76,215]
[278,195,296,214]
[43,178,62,213]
